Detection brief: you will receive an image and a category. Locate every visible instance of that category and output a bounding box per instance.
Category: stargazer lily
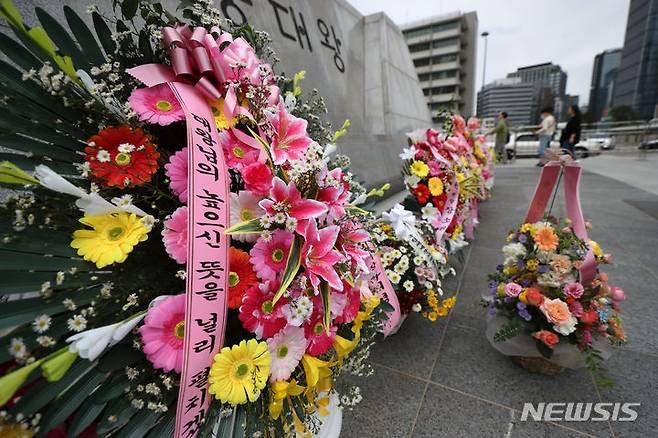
[301,219,344,291]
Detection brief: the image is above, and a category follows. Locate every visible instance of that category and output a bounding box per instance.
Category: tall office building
[401,11,478,123]
[476,77,538,127]
[613,0,658,119]
[588,48,622,121]
[507,62,567,98]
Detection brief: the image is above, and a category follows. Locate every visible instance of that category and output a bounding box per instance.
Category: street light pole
[481,31,489,89]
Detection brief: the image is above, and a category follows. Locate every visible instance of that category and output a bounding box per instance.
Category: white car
[504,132,603,160]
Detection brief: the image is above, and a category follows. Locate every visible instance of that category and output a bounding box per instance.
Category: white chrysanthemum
[229,192,262,242]
[117,142,135,153]
[32,314,52,333]
[403,280,414,292]
[502,242,527,265]
[9,338,26,358]
[387,270,401,284]
[67,315,88,332]
[37,336,56,347]
[96,149,111,162]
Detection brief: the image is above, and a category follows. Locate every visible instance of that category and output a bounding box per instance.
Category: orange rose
[524,287,545,306]
[540,298,572,324]
[533,330,559,348]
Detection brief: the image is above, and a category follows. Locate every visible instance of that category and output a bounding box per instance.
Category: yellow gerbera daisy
[410,160,429,178]
[428,177,444,196]
[70,213,149,268]
[209,339,270,406]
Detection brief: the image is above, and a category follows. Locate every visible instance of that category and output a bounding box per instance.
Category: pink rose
[563,282,584,299]
[241,162,273,196]
[504,282,523,297]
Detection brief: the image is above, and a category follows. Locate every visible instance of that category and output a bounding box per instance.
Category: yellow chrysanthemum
[520,223,536,234]
[410,160,430,178]
[428,177,444,196]
[526,259,539,271]
[70,213,149,268]
[209,339,270,406]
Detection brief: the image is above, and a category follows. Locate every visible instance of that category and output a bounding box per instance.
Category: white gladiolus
[67,313,145,361]
[34,165,148,217]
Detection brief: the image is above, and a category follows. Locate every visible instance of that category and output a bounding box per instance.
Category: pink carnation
[563,282,584,299]
[165,147,188,203]
[568,300,584,317]
[250,229,294,281]
[505,282,523,297]
[128,84,185,126]
[241,161,274,196]
[162,206,188,264]
[139,294,185,373]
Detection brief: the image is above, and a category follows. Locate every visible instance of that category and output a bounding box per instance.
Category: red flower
[532,330,559,348]
[304,304,337,356]
[432,193,447,210]
[524,288,545,306]
[241,161,273,196]
[239,280,287,339]
[412,183,430,204]
[85,126,159,188]
[228,247,257,309]
[579,310,599,325]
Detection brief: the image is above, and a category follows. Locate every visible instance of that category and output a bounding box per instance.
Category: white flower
[502,242,527,265]
[62,298,77,310]
[413,255,425,265]
[404,174,421,188]
[36,336,56,347]
[32,314,52,333]
[67,313,145,361]
[112,194,133,208]
[9,338,26,358]
[118,142,135,153]
[406,129,426,144]
[67,315,88,332]
[403,280,414,292]
[284,93,297,111]
[382,204,416,240]
[96,149,111,162]
[553,316,578,335]
[100,282,113,298]
[537,271,562,288]
[412,303,422,312]
[421,204,439,222]
[126,366,139,380]
[56,271,65,285]
[399,145,418,160]
[386,270,401,284]
[140,215,156,231]
[230,192,262,243]
[282,296,313,327]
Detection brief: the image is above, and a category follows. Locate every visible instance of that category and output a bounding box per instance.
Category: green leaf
[96,397,138,435]
[63,6,106,66]
[11,359,96,416]
[0,133,80,160]
[0,31,42,71]
[35,7,86,67]
[92,12,116,55]
[536,338,554,359]
[224,217,264,235]
[96,343,143,372]
[120,408,161,438]
[146,412,175,438]
[0,0,26,31]
[68,397,107,438]
[0,153,77,175]
[38,369,108,435]
[0,160,38,185]
[138,29,154,63]
[93,373,130,403]
[121,0,139,19]
[320,280,331,334]
[271,234,303,305]
[0,251,89,272]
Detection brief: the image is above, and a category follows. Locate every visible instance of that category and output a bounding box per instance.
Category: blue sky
[347,0,630,106]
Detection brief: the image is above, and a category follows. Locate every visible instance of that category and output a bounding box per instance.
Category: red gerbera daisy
[304,308,337,357]
[85,125,160,188]
[228,247,257,309]
[239,280,287,339]
[412,183,430,204]
[432,193,447,211]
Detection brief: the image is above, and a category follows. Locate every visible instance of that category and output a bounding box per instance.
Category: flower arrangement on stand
[371,214,456,323]
[484,161,626,384]
[400,113,490,255]
[0,1,393,436]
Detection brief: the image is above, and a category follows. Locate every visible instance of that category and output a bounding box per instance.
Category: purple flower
[520,279,532,288]
[496,264,504,272]
[537,264,550,273]
[516,301,527,311]
[518,234,528,243]
[516,260,525,269]
[518,309,532,321]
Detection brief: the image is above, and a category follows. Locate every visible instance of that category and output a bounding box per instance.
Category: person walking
[559,105,581,157]
[489,112,509,164]
[535,107,556,166]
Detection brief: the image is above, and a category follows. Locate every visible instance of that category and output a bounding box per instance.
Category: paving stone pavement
[342,161,658,438]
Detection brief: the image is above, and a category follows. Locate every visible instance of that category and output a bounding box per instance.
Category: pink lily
[301,219,344,291]
[316,168,351,223]
[259,177,327,232]
[265,99,313,165]
[339,223,371,274]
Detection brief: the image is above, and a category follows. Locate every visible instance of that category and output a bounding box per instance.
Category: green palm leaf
[35,7,87,68]
[64,6,106,65]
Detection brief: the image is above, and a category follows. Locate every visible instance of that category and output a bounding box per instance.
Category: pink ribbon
[128,27,232,438]
[525,161,597,285]
[464,198,478,240]
[365,244,401,336]
[433,178,460,244]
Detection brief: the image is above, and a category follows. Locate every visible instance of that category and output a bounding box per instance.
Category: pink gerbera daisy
[128,84,185,126]
[219,129,260,171]
[165,147,188,203]
[162,206,188,264]
[266,325,307,382]
[250,229,294,281]
[139,294,185,373]
[239,280,287,339]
